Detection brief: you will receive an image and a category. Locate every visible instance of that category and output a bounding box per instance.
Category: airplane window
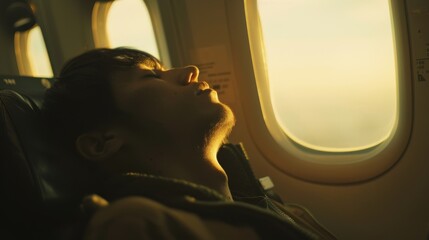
[105,0,160,58]
[15,25,53,77]
[257,0,397,152]
[27,26,53,77]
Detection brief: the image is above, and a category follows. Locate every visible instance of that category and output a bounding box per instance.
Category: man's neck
[150,142,233,200]
[108,138,233,200]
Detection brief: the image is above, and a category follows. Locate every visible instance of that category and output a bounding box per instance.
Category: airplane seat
[0,88,90,239]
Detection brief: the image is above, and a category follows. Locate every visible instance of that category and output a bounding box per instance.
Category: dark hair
[42,47,162,153]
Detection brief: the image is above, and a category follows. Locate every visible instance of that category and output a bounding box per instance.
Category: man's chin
[221,103,235,129]
[210,103,236,137]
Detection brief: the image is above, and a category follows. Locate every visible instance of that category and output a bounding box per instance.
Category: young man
[42,48,336,239]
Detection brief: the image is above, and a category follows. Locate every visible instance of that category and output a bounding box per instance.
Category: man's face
[110,64,235,145]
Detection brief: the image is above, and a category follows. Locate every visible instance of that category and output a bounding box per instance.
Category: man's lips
[196,88,214,95]
[194,81,212,95]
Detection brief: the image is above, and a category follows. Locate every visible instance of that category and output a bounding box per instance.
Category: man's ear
[76,129,124,162]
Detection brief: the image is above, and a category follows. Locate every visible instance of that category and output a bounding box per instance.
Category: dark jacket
[85,172,336,240]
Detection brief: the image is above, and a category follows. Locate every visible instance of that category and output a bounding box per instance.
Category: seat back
[0,88,89,238]
[0,75,55,107]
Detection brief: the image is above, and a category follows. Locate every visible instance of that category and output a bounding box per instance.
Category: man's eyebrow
[138,69,160,79]
[138,63,164,71]
[147,69,158,75]
[138,68,157,73]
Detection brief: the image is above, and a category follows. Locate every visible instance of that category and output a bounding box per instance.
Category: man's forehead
[137,63,154,70]
[137,59,164,70]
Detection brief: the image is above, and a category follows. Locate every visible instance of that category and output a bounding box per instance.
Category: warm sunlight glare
[28,26,53,77]
[258,0,397,152]
[106,0,159,58]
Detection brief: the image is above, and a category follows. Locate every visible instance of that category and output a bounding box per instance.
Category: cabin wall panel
[0,1,20,75]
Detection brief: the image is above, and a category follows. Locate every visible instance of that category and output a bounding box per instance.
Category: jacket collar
[96,172,230,204]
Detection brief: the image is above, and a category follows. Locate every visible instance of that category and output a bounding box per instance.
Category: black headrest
[0,89,89,228]
[0,75,55,108]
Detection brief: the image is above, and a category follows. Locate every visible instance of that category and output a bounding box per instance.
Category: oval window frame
[226,0,412,183]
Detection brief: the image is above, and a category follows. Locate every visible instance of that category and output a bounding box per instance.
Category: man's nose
[179,65,199,84]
